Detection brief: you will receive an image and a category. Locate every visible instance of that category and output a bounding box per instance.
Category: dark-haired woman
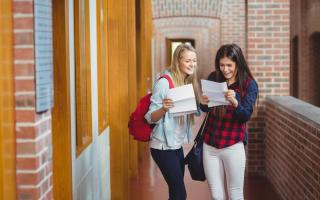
[200,44,258,200]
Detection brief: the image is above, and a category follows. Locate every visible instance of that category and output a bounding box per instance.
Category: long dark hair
[215,43,255,98]
[213,44,257,118]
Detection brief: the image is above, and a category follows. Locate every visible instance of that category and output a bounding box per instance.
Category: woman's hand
[162,98,174,112]
[151,98,174,122]
[225,90,238,108]
[200,94,210,105]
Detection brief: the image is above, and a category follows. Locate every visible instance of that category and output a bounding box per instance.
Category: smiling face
[219,57,238,84]
[179,50,197,76]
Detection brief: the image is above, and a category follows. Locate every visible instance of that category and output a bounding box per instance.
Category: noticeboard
[34,0,53,112]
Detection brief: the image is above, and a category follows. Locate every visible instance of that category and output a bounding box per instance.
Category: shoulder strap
[158,74,174,89]
[194,113,209,145]
[241,78,252,99]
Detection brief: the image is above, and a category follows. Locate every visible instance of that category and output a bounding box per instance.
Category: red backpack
[128,75,174,141]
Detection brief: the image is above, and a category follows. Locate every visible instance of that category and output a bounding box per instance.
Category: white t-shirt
[150,115,188,150]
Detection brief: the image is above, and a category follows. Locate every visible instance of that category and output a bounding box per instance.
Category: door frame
[0,0,16,199]
[52,0,73,199]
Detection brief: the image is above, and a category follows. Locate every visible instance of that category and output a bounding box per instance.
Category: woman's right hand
[162,98,174,112]
[151,98,174,122]
[200,94,209,105]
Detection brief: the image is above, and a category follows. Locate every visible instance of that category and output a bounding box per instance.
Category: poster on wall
[34,0,54,112]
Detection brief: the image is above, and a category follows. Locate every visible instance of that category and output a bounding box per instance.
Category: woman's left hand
[225,90,238,108]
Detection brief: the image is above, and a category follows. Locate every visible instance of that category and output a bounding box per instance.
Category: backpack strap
[158,74,174,89]
[241,78,252,100]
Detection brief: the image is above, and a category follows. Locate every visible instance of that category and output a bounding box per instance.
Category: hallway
[2,0,320,199]
[129,116,281,200]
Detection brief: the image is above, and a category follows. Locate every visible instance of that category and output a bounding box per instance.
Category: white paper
[201,80,229,107]
[167,84,197,116]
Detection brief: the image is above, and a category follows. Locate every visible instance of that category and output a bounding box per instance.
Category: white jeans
[203,142,246,200]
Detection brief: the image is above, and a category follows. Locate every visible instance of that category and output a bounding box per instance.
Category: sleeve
[234,80,258,123]
[144,78,169,124]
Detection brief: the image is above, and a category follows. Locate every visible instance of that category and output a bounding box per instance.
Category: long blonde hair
[168,43,201,124]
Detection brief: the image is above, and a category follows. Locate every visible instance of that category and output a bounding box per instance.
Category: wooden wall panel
[97,0,110,133]
[107,0,152,198]
[128,0,138,178]
[74,0,92,156]
[52,0,73,199]
[107,0,131,199]
[0,0,16,199]
[136,0,152,98]
[136,0,153,157]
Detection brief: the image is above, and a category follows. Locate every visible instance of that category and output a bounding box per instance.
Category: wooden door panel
[52,0,73,199]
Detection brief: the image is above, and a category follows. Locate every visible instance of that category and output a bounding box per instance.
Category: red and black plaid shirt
[201,72,257,149]
[203,106,246,149]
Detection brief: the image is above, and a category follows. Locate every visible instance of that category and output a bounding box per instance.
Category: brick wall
[152,0,246,78]
[220,0,246,53]
[152,0,223,19]
[152,17,220,79]
[14,0,53,199]
[265,96,320,200]
[246,0,290,175]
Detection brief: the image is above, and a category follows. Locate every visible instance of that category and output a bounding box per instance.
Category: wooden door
[135,0,153,161]
[52,0,73,199]
[0,0,16,199]
[107,0,152,198]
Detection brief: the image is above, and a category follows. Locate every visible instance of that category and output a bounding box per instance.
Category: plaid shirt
[200,72,258,149]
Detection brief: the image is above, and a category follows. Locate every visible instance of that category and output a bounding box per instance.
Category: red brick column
[246,0,290,175]
[14,0,53,199]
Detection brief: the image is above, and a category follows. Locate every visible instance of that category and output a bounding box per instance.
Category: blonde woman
[145,43,200,200]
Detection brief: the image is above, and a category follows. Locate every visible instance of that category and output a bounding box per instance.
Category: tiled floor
[129,114,281,200]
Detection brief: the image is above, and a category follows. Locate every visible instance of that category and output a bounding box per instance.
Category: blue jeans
[150,148,186,200]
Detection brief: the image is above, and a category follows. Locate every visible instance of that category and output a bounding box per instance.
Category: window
[74,0,92,156]
[97,0,109,133]
[166,38,195,66]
